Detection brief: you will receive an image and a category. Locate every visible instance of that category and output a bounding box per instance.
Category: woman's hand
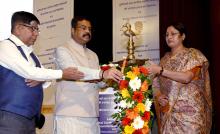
[158,94,169,106]
[147,61,162,75]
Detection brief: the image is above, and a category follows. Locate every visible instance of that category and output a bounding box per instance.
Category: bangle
[101,70,105,79]
[159,67,164,75]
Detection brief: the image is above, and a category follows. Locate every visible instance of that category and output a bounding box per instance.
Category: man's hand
[103,68,123,82]
[25,79,43,87]
[62,67,84,80]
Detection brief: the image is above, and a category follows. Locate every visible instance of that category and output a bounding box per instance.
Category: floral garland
[101,62,154,134]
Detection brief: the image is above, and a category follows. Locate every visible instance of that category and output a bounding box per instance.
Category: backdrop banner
[113,0,160,63]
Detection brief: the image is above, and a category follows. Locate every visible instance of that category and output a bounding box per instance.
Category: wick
[121,57,127,73]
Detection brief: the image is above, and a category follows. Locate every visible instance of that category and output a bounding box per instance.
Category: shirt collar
[69,38,87,50]
[9,34,34,53]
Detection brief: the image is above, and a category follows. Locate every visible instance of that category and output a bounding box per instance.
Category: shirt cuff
[77,66,100,80]
[42,81,51,89]
[56,70,63,79]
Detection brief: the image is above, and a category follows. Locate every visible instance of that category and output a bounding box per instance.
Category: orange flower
[121,117,132,126]
[133,129,143,134]
[140,80,148,92]
[132,91,144,103]
[139,66,149,76]
[126,108,139,120]
[142,126,150,134]
[119,80,129,90]
[132,67,140,75]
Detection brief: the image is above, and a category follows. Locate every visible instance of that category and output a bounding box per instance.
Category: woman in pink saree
[148,22,212,134]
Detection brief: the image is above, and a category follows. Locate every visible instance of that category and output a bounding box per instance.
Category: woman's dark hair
[11,11,40,33]
[167,22,188,46]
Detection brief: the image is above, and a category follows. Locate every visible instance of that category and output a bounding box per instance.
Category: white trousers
[54,115,100,134]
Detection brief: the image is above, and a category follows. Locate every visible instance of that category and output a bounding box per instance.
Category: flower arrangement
[101,62,154,134]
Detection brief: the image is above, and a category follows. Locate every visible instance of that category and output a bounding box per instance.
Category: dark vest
[0,39,43,119]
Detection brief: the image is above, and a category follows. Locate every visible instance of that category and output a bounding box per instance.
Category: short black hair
[11,11,40,33]
[71,16,90,28]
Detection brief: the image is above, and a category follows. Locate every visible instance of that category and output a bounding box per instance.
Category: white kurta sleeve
[55,47,100,80]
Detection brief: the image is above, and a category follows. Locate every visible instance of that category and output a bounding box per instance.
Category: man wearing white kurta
[54,17,122,134]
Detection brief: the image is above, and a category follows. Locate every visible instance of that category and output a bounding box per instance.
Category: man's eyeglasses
[76,25,92,32]
[19,24,40,33]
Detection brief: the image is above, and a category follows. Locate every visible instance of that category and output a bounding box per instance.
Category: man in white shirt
[54,16,121,134]
[0,11,122,134]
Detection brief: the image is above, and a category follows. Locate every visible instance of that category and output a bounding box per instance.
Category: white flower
[119,100,134,108]
[101,64,108,66]
[129,77,141,91]
[126,101,134,108]
[119,100,127,108]
[109,63,118,67]
[132,116,144,129]
[145,99,152,111]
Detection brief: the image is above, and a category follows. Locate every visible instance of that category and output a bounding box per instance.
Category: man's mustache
[82,33,91,39]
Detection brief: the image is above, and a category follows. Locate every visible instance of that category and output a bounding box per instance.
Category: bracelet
[159,67,164,75]
[101,70,106,79]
